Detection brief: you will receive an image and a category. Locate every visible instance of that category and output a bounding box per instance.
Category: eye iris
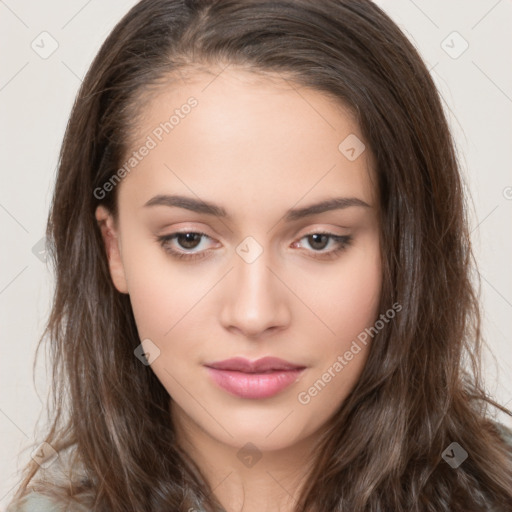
[177,233,201,249]
[308,234,328,250]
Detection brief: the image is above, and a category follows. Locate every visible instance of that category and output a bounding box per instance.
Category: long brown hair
[9,1,512,510]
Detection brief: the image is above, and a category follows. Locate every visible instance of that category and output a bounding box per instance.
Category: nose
[219,248,291,339]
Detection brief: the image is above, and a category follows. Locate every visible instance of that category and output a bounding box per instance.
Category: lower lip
[205,367,305,399]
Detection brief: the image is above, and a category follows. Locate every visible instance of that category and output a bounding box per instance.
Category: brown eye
[175,232,202,250]
[307,234,330,251]
[293,232,353,260]
[156,231,217,262]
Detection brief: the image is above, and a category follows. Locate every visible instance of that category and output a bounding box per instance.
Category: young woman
[7,0,512,511]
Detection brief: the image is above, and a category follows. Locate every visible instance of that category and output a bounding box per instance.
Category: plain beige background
[1,0,511,507]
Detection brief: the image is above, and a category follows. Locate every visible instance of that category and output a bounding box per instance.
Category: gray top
[7,493,87,512]
[8,422,512,511]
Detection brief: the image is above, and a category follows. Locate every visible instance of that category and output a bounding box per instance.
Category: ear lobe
[95,206,128,294]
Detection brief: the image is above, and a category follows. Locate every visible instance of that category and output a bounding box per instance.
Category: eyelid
[156,230,217,261]
[293,232,352,259]
[156,229,352,262]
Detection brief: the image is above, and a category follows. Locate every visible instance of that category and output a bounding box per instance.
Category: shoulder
[494,420,512,449]
[6,491,64,512]
[6,491,89,512]
[6,444,93,512]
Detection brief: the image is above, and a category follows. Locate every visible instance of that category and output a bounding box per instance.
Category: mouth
[204,356,306,399]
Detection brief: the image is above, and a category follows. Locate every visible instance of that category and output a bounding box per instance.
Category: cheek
[294,246,381,424]
[306,239,382,344]
[125,271,175,338]
[119,233,201,341]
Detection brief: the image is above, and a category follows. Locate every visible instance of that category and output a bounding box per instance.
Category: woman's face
[96,67,382,452]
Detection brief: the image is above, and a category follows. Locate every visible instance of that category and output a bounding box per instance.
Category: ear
[95,206,128,294]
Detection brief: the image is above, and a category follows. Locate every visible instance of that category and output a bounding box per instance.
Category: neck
[172,402,319,512]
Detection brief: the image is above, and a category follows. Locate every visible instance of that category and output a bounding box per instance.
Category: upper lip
[205,356,305,373]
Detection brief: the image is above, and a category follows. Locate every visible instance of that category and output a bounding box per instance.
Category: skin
[96,66,382,512]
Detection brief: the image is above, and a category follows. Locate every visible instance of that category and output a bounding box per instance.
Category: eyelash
[156,231,352,262]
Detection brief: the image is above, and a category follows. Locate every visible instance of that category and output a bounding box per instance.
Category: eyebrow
[143,194,370,221]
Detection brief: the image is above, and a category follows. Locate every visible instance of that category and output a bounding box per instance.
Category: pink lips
[204,356,306,399]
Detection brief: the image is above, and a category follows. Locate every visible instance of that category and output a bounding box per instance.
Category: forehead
[117,66,376,216]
